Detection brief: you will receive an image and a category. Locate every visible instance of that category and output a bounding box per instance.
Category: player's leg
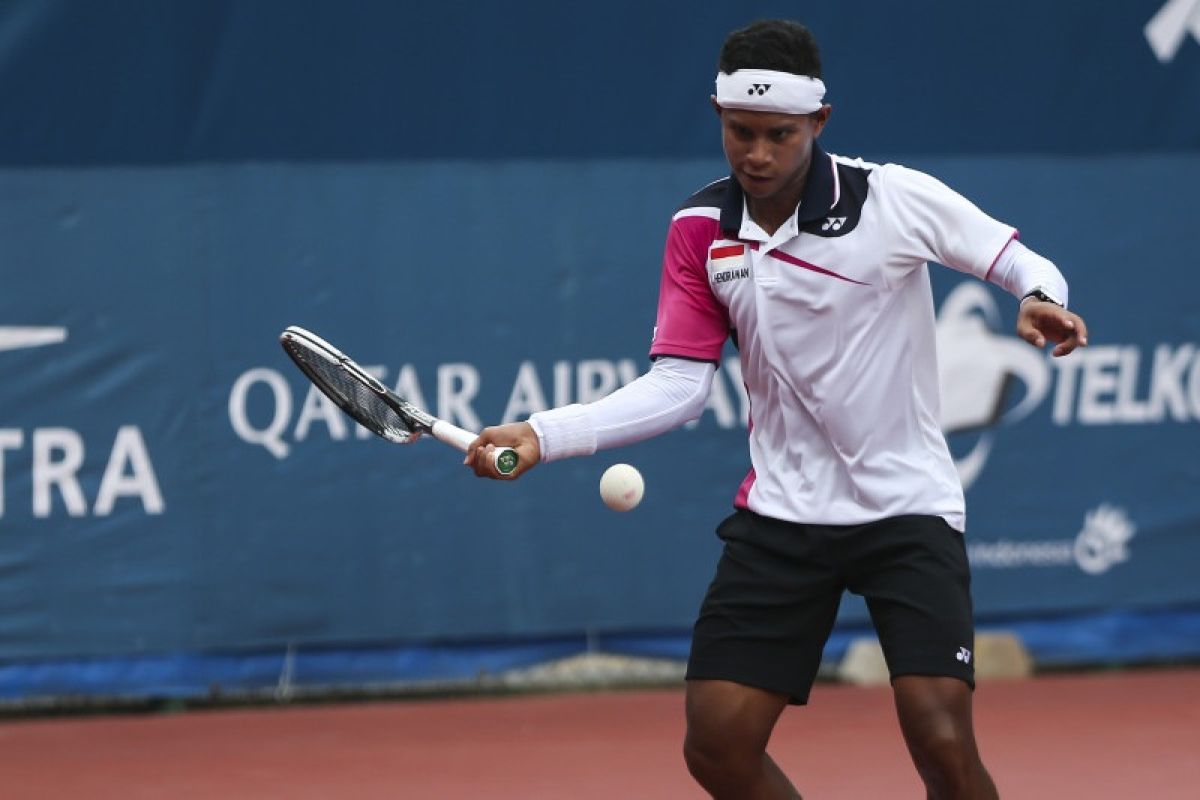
[684,679,798,799]
[846,514,997,799]
[683,510,843,799]
[892,675,998,799]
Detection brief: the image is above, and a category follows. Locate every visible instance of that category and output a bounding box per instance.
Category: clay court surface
[1,667,1197,799]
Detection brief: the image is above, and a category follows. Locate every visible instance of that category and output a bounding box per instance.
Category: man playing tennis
[467,19,1087,799]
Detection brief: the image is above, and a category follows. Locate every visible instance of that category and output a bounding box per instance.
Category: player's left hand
[1016,300,1089,357]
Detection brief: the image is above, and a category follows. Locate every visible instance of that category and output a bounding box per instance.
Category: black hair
[718,19,822,79]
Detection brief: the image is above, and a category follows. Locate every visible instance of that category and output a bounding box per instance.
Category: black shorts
[686,509,975,704]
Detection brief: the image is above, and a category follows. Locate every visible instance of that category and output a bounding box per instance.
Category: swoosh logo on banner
[0,326,69,353]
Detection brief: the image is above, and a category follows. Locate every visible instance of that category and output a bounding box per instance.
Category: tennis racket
[279,326,518,475]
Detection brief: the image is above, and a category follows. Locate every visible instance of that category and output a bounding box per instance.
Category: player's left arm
[876,165,1090,358]
[988,238,1088,356]
[1016,297,1088,357]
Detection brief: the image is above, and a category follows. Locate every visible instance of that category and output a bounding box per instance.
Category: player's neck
[746,168,807,236]
[747,192,802,236]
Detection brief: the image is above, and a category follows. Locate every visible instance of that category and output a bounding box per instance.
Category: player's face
[716,104,830,205]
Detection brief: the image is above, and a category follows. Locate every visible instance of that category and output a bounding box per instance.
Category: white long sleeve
[987,239,1069,307]
[528,357,716,462]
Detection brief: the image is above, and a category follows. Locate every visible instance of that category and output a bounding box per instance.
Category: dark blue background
[1,0,1196,165]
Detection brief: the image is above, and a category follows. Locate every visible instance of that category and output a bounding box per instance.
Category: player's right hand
[466,422,541,480]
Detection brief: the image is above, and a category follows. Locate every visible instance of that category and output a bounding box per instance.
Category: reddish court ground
[0,667,1197,799]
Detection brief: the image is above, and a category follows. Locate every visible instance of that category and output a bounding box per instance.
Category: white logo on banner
[935,282,1200,489]
[230,356,753,459]
[1073,504,1137,575]
[0,326,68,352]
[235,282,1200,480]
[936,283,1051,489]
[0,326,164,519]
[1146,0,1200,63]
[968,504,1137,575]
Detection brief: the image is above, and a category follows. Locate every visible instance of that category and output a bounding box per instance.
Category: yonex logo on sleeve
[956,647,972,664]
[821,217,847,232]
[748,83,771,96]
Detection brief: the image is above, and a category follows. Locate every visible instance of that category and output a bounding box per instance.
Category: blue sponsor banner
[2,154,1198,673]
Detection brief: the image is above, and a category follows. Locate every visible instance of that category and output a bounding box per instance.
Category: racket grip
[430,420,519,475]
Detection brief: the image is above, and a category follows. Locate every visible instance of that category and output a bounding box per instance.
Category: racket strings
[288,345,415,442]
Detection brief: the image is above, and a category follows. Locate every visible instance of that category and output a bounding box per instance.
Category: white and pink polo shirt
[649,142,1018,531]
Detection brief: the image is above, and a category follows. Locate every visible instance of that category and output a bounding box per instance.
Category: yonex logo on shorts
[748,83,771,96]
[956,647,972,663]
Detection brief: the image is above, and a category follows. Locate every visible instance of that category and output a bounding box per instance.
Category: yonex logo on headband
[715,69,825,114]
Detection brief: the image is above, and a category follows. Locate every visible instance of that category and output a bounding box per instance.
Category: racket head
[279,326,420,444]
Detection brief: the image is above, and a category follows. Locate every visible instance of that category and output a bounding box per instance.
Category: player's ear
[811,104,832,136]
[710,96,723,117]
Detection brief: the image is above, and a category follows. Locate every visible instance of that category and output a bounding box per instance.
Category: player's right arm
[466,356,716,478]
[466,211,729,479]
[465,421,542,479]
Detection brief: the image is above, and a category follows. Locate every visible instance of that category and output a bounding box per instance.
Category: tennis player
[467,19,1087,799]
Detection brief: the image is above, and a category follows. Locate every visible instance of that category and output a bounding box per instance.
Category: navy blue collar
[719,140,837,233]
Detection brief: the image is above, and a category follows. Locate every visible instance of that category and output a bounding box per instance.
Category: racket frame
[280,326,518,475]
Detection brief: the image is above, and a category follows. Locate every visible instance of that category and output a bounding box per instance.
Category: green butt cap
[496,449,519,475]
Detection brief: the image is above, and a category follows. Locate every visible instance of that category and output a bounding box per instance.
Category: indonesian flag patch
[709,243,746,271]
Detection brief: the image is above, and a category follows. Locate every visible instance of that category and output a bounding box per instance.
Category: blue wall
[2,1,1198,698]
[1,0,1197,164]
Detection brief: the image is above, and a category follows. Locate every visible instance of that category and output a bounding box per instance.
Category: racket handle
[430,420,519,476]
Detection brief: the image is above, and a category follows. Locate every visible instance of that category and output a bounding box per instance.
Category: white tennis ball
[599,463,644,512]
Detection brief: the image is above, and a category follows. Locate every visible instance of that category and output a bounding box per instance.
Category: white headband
[714,69,826,114]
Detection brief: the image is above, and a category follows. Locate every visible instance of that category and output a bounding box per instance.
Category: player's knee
[682,733,715,783]
[684,680,789,793]
[682,726,722,782]
[908,727,977,797]
[682,726,760,790]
